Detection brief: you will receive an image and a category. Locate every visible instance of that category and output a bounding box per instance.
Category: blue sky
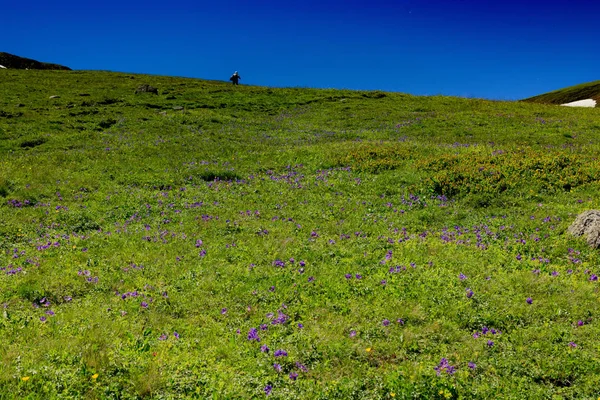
[3,0,600,100]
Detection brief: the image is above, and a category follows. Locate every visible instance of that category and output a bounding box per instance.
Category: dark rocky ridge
[0,52,71,70]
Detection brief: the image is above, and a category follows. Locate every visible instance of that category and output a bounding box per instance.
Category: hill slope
[2,70,600,398]
[0,51,71,70]
[522,80,600,106]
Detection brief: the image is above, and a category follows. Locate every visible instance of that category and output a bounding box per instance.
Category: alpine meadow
[2,70,600,399]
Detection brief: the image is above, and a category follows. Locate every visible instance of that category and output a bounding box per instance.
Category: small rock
[135,84,158,95]
[49,95,60,99]
[173,106,184,110]
[16,103,25,107]
[568,210,600,248]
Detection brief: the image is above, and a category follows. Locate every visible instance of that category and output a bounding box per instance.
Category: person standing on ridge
[230,71,241,85]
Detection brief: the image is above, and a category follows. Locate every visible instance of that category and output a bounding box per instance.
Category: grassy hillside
[2,70,600,398]
[523,80,600,106]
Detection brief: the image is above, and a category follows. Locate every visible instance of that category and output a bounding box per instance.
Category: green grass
[2,70,600,399]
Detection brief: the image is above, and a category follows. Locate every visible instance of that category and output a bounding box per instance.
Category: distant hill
[0,52,71,70]
[522,81,600,106]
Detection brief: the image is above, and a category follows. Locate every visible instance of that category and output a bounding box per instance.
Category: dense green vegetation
[1,70,600,399]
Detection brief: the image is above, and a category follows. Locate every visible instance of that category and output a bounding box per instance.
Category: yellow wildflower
[21,376,30,382]
[92,373,99,380]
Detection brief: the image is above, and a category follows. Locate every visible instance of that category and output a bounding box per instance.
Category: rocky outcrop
[0,52,71,70]
[568,210,600,248]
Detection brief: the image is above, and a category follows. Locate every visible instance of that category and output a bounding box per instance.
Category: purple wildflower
[569,342,577,348]
[248,328,260,342]
[382,319,390,327]
[577,320,584,326]
[273,363,282,372]
[297,323,304,329]
[466,288,474,298]
[590,274,598,281]
[260,345,270,353]
[434,358,456,376]
[308,276,315,282]
[487,340,494,347]
[295,361,308,372]
[526,297,533,304]
[221,308,227,314]
[274,349,288,357]
[459,273,467,280]
[140,301,149,308]
[468,362,476,370]
[159,334,168,341]
[40,316,47,322]
[289,372,298,380]
[264,385,273,396]
[173,332,180,339]
[349,330,357,338]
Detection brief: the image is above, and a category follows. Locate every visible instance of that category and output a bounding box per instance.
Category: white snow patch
[561,99,596,108]
[0,65,6,69]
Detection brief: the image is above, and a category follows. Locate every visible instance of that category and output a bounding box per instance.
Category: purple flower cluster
[274,349,288,357]
[118,290,142,300]
[3,265,23,275]
[388,265,406,274]
[7,199,32,208]
[36,241,61,251]
[434,358,456,376]
[270,311,289,325]
[122,263,144,272]
[472,326,501,339]
[247,328,260,342]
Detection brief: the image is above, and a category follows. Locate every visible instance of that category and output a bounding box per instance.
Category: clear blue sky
[4,0,599,100]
